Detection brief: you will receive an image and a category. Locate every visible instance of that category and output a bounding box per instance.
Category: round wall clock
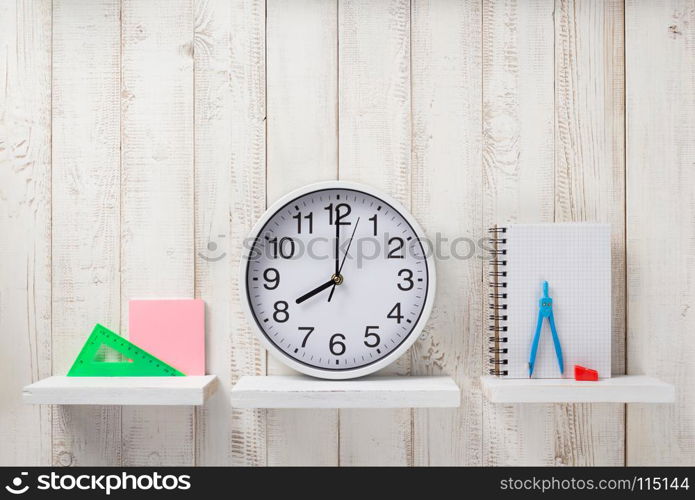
[241,181,436,379]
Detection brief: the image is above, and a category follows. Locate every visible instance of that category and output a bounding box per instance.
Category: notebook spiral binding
[488,226,509,375]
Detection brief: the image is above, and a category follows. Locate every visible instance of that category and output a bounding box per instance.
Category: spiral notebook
[488,223,611,379]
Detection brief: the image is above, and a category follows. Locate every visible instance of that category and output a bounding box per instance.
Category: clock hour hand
[295,278,335,304]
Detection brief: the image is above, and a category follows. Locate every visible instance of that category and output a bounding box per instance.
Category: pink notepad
[128,299,205,375]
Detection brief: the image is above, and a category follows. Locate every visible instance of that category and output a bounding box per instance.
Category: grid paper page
[505,224,611,378]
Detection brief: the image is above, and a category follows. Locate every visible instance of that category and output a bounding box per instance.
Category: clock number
[273,301,289,323]
[363,325,381,347]
[368,214,378,236]
[397,269,414,291]
[324,203,352,226]
[329,333,346,355]
[292,212,313,234]
[263,268,280,290]
[298,326,314,348]
[268,237,296,259]
[387,237,405,259]
[387,302,403,323]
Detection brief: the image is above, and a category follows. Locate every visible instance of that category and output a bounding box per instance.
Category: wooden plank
[23,376,219,406]
[193,0,267,466]
[51,0,122,467]
[481,376,674,404]
[626,0,695,465]
[265,0,339,466]
[231,376,461,408]
[0,0,52,466]
[120,0,195,466]
[482,0,556,466]
[553,0,625,465]
[555,0,626,376]
[338,0,412,466]
[410,0,483,466]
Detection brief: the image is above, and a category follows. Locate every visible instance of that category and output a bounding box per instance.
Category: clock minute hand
[337,217,360,274]
[295,279,335,304]
[328,217,360,303]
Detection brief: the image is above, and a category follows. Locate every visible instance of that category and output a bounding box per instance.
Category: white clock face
[242,182,434,379]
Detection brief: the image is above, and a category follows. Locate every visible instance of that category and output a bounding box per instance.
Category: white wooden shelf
[231,375,460,409]
[481,375,674,403]
[22,376,219,406]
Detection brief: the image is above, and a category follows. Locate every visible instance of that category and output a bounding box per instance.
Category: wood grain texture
[231,375,460,408]
[338,0,413,466]
[0,0,52,466]
[482,0,626,466]
[51,0,122,467]
[626,0,695,465]
[553,0,625,466]
[482,0,556,466]
[193,0,267,466]
[265,0,339,466]
[555,0,625,375]
[410,0,483,466]
[482,376,674,403]
[120,0,195,466]
[24,376,219,406]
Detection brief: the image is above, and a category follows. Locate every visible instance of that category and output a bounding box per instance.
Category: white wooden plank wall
[625,0,695,465]
[552,0,625,466]
[0,0,52,466]
[410,0,483,465]
[51,0,122,466]
[0,0,693,466]
[482,0,557,465]
[193,0,267,466]
[120,0,195,466]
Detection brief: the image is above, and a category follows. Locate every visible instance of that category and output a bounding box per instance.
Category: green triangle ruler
[68,324,185,377]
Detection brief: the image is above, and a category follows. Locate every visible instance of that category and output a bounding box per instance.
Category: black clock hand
[338,217,360,274]
[328,217,360,302]
[296,279,335,304]
[327,282,337,302]
[298,218,360,305]
[334,214,340,275]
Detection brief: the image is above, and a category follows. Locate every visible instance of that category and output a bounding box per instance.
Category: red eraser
[574,365,598,381]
